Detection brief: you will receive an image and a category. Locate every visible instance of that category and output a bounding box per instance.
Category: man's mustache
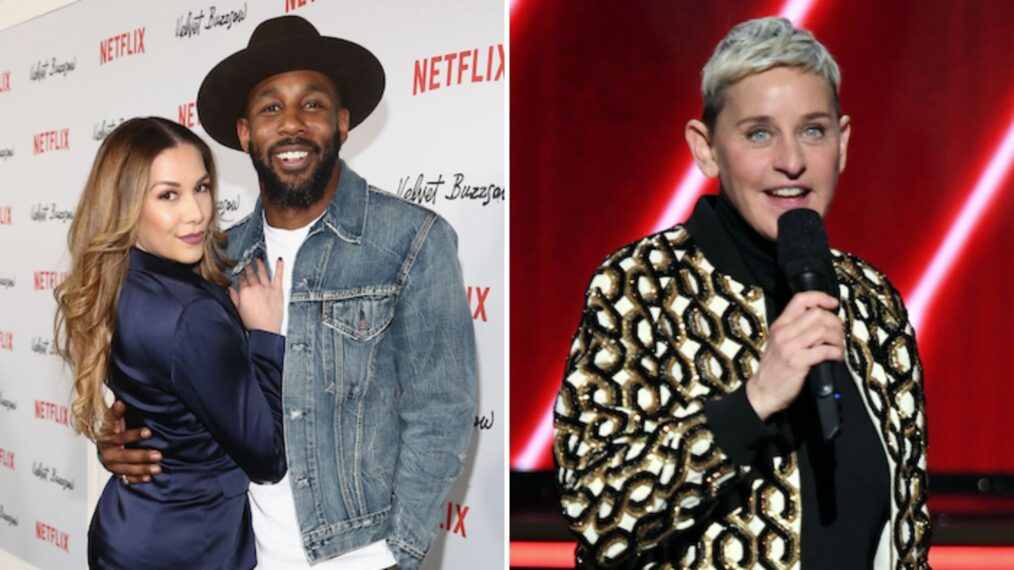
[266,138,321,155]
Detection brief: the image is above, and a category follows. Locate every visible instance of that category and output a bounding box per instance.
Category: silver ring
[119,474,129,486]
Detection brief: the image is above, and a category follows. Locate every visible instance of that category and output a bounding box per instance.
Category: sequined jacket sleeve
[554,232,765,568]
[833,252,931,568]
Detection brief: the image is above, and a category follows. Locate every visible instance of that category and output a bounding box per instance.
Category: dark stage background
[510,0,1014,482]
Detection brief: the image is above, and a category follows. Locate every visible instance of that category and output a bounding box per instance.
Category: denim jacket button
[290,409,302,419]
[291,342,306,352]
[296,477,309,487]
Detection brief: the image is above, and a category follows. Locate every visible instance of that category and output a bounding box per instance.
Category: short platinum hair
[701,17,841,129]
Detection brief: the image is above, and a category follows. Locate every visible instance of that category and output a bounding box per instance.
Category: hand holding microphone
[746,209,845,442]
[746,290,845,421]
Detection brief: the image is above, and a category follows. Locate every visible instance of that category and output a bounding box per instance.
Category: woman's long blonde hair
[55,117,231,443]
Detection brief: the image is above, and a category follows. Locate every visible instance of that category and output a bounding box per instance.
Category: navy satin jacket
[87,248,286,569]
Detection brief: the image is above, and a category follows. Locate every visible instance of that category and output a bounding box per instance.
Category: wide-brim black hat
[197,15,385,150]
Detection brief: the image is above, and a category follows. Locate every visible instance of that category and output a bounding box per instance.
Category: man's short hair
[701,17,841,129]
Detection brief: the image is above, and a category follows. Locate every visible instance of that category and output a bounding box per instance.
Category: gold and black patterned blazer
[554,224,930,569]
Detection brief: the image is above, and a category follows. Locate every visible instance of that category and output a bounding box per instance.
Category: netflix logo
[0,448,13,470]
[35,400,70,427]
[33,129,70,155]
[100,27,146,65]
[178,101,201,128]
[35,521,69,552]
[0,331,11,352]
[438,501,469,538]
[466,286,490,322]
[0,71,10,92]
[413,44,504,95]
[284,0,315,13]
[34,271,69,290]
[0,206,11,225]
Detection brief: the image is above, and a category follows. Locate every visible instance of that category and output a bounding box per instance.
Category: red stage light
[512,0,823,473]
[905,112,1014,331]
[509,542,1014,569]
[510,541,575,568]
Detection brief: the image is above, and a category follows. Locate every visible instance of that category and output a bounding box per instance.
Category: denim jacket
[225,160,477,569]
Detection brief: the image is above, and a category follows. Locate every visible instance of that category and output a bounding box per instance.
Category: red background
[510,0,1014,473]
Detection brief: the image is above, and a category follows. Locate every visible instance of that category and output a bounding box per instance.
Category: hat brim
[197,36,385,150]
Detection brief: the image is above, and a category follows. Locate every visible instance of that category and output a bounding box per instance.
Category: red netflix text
[34,271,68,291]
[33,271,68,290]
[35,400,70,426]
[0,332,11,352]
[438,501,469,538]
[100,27,146,65]
[413,44,504,95]
[178,102,200,128]
[466,286,490,322]
[0,448,13,470]
[33,129,70,155]
[0,206,11,225]
[0,71,10,92]
[284,0,315,13]
[35,521,69,552]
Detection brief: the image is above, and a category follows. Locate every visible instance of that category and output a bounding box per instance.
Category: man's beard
[248,131,341,210]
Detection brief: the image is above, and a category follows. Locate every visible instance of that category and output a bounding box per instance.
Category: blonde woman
[555,18,928,569]
[55,117,286,569]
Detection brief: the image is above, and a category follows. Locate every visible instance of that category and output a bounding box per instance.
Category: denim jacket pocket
[321,290,397,399]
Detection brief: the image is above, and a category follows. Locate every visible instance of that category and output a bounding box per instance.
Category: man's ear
[685,119,719,178]
[236,117,250,153]
[337,108,350,145]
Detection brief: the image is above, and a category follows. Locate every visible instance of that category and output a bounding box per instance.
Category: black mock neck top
[687,194,890,569]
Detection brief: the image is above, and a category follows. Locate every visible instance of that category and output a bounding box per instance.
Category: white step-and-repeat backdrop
[0,0,504,568]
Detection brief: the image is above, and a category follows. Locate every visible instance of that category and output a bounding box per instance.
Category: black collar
[684,195,765,290]
[683,194,792,318]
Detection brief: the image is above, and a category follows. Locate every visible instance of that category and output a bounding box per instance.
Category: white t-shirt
[250,214,397,569]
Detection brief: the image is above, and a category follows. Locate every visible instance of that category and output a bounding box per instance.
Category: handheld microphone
[776,208,842,442]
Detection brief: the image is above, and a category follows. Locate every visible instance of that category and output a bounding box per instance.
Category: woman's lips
[763,187,812,207]
[179,232,204,245]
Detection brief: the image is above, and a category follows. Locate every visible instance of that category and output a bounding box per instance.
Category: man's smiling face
[237,69,350,210]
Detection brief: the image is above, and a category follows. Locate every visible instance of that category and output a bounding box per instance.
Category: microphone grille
[776,208,830,273]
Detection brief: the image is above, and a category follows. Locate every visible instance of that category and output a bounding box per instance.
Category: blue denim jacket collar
[230,159,367,275]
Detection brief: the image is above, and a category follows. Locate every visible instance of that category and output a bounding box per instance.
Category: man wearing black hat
[100,15,477,570]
